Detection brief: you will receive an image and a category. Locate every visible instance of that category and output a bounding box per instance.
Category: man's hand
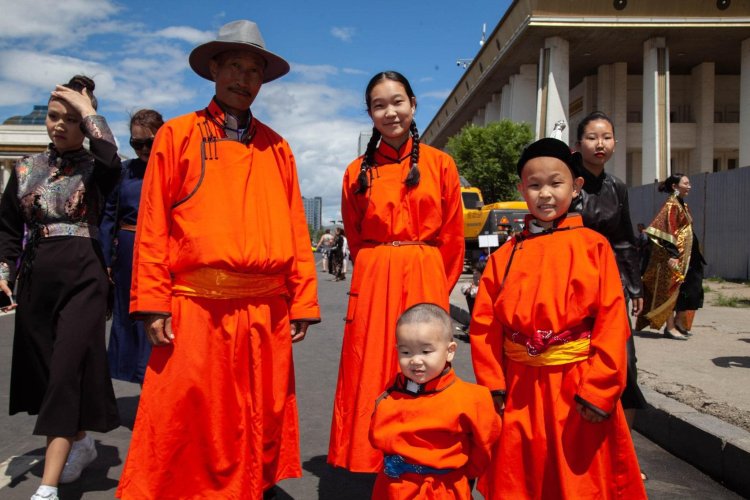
[631,297,643,316]
[576,402,606,423]
[290,320,310,343]
[144,314,174,346]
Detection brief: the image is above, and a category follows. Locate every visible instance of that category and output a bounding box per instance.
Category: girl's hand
[51,85,96,119]
[631,297,644,316]
[668,257,679,270]
[0,280,17,312]
[576,402,606,423]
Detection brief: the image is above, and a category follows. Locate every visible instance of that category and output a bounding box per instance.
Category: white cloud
[0,0,120,47]
[420,89,451,100]
[0,50,115,98]
[255,81,371,222]
[0,81,35,107]
[330,27,355,43]
[155,26,214,45]
[291,63,339,82]
[342,68,367,76]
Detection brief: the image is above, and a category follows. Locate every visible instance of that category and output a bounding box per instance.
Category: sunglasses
[130,137,154,150]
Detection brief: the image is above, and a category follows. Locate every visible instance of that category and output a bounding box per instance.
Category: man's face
[209,50,265,116]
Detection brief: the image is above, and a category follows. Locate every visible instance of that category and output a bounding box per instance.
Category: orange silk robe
[116,100,320,499]
[369,369,501,499]
[470,214,646,499]
[328,139,465,472]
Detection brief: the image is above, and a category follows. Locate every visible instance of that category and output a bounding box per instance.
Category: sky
[0,0,512,222]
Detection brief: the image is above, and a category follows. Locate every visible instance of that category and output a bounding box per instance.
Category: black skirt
[9,236,120,436]
[675,235,705,312]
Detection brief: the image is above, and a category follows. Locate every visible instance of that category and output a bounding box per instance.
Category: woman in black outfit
[329,227,346,281]
[0,76,121,500]
[571,111,648,477]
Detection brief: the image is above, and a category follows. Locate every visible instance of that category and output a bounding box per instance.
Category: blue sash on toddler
[383,454,454,479]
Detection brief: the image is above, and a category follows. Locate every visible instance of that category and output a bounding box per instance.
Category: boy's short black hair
[516,137,582,177]
[396,303,453,343]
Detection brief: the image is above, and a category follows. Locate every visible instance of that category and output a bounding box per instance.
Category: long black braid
[355,123,420,194]
[355,127,382,194]
[404,121,420,187]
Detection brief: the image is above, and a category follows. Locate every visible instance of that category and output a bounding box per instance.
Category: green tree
[446,120,533,204]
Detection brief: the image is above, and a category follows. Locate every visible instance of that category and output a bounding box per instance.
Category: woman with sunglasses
[99,109,164,385]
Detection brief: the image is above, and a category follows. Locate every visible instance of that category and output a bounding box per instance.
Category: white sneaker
[59,435,97,483]
[30,488,58,500]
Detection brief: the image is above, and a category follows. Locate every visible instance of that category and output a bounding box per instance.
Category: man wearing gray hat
[116,20,320,499]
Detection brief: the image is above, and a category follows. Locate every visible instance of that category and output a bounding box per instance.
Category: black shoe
[675,324,692,336]
[664,327,688,341]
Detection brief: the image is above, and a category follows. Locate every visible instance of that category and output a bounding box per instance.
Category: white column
[691,62,715,174]
[485,93,502,124]
[500,83,511,120]
[472,107,486,126]
[597,62,629,181]
[536,37,570,142]
[509,64,537,127]
[741,39,750,167]
[642,37,671,184]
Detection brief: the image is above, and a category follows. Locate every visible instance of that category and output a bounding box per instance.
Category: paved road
[0,265,742,499]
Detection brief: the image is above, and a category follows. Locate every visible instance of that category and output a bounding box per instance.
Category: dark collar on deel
[392,365,455,396]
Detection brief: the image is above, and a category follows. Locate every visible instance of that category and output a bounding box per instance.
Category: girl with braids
[328,71,464,472]
[0,75,121,500]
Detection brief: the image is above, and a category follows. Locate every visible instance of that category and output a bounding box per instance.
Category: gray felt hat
[189,20,290,83]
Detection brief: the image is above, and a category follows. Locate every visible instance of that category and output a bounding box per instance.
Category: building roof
[3,105,48,125]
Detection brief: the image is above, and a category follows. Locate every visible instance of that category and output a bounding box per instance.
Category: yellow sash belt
[504,337,590,367]
[172,267,288,299]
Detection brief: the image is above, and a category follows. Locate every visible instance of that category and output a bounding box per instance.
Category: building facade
[423,0,750,186]
[303,196,323,232]
[0,105,50,196]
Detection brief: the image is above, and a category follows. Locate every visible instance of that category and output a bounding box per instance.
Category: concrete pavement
[450,275,750,498]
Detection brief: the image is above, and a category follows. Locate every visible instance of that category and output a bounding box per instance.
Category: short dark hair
[396,303,453,343]
[130,109,164,135]
[516,137,581,176]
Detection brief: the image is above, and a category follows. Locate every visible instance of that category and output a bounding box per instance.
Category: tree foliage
[446,120,533,204]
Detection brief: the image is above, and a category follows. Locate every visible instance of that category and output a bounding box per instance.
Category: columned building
[423,0,750,186]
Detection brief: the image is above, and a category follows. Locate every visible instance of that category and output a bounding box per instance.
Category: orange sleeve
[438,156,465,290]
[341,164,364,262]
[130,123,177,316]
[576,241,629,414]
[463,386,502,479]
[281,143,321,322]
[469,254,507,393]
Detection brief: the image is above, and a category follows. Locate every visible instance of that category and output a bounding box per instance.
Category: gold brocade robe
[636,195,694,330]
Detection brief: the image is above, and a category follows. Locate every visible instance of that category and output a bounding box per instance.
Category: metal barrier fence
[628,167,750,280]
